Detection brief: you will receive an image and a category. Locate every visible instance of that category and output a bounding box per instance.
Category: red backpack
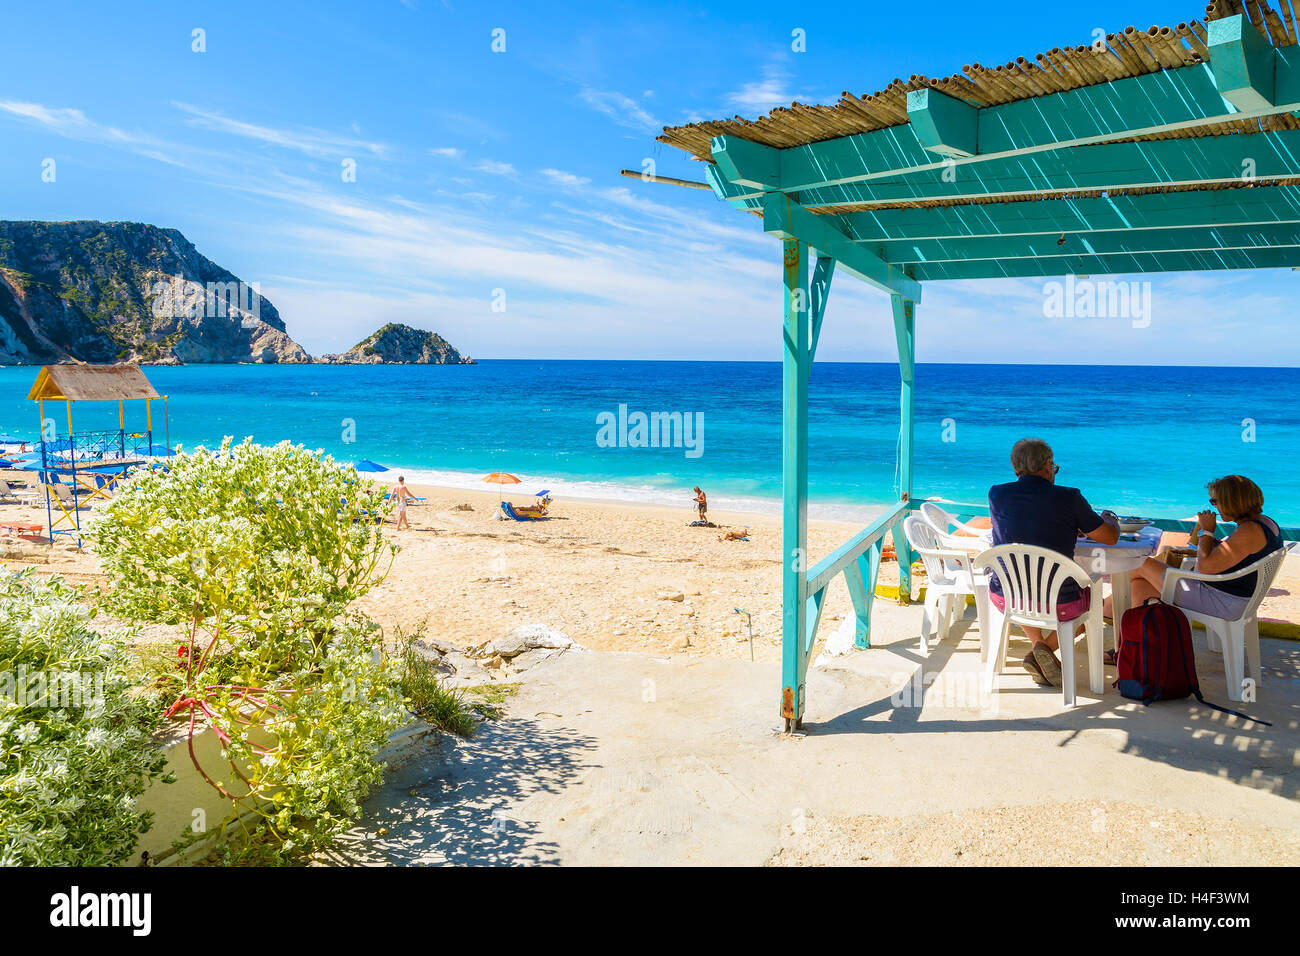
[1116,598,1270,725]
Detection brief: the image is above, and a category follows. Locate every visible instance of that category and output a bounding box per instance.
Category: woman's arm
[1196,520,1266,574]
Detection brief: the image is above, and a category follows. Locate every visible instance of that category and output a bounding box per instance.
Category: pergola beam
[789,130,1300,210]
[762,194,922,300]
[911,244,1300,281]
[907,88,977,158]
[1209,14,1280,112]
[874,222,1300,265]
[840,185,1300,242]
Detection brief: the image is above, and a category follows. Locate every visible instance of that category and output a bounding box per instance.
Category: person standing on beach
[693,486,708,524]
[391,475,412,530]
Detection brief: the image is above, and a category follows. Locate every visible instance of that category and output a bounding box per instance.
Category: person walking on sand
[693,486,708,524]
[391,475,412,530]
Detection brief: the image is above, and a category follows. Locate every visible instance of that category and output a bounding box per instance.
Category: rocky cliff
[317,323,475,364]
[0,221,311,365]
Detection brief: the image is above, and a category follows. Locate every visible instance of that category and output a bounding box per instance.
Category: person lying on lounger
[511,493,551,518]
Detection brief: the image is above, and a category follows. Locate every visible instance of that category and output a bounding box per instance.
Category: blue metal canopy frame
[661,10,1300,730]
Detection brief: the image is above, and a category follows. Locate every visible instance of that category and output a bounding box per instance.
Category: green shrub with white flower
[0,572,168,866]
[89,438,408,862]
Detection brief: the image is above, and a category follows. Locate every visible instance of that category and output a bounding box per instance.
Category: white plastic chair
[1160,547,1286,702]
[903,516,988,656]
[973,544,1104,707]
[920,501,993,543]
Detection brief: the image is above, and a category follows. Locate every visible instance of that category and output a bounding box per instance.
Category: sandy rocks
[479,623,575,659]
[443,652,491,682]
[419,624,582,686]
[656,589,685,602]
[410,636,460,660]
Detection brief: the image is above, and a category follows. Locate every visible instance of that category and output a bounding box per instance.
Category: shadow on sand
[319,716,598,866]
[804,618,1300,800]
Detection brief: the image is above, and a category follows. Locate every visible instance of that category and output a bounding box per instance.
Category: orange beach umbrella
[481,472,521,486]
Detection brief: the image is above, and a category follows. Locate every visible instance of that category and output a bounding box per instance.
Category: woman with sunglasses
[1121,474,1283,622]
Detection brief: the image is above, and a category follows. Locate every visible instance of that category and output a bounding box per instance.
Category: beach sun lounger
[499,500,546,521]
[0,479,39,506]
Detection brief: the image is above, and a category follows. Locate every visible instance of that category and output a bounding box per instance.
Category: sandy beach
[2,478,1296,661]
[0,480,875,659]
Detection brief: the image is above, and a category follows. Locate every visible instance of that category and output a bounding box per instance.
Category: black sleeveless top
[1207,516,1283,598]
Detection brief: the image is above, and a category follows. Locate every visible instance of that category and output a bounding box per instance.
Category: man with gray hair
[987,438,1119,687]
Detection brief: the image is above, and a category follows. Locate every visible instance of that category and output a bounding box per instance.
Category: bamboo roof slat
[1184,21,1213,57]
[1282,0,1299,41]
[657,1,1300,191]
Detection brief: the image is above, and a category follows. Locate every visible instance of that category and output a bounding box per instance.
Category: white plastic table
[1072,525,1164,649]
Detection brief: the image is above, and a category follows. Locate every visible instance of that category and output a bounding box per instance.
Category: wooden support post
[843,541,884,648]
[66,399,81,545]
[38,398,52,546]
[892,295,916,605]
[780,237,810,730]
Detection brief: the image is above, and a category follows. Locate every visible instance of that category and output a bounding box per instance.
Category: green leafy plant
[90,439,407,862]
[394,626,477,738]
[0,571,168,866]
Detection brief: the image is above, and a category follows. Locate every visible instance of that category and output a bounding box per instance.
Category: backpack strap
[1141,607,1166,704]
[1133,601,1271,725]
[1189,689,1273,726]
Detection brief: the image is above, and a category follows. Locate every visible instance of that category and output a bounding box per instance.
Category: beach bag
[1116,598,1270,725]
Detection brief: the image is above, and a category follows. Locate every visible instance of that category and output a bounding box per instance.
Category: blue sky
[1,0,1295,363]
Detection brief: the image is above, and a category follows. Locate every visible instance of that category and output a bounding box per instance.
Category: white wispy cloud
[429,147,464,158]
[725,63,817,114]
[540,168,591,187]
[173,102,388,157]
[0,99,191,167]
[473,159,516,176]
[578,88,660,133]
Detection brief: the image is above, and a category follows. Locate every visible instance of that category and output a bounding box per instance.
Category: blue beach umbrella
[353,459,390,473]
[0,434,28,444]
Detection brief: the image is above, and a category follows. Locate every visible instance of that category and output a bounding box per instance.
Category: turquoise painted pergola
[658,4,1300,729]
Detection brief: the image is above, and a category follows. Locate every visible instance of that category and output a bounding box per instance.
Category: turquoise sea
[0,361,1295,524]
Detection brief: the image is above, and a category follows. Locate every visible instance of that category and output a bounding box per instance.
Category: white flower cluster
[0,573,167,865]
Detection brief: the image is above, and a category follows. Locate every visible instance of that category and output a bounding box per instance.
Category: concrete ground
[323,602,1300,866]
